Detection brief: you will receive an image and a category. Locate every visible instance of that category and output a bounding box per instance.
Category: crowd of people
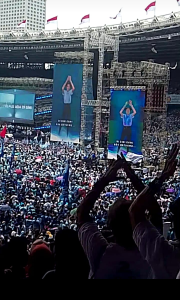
[0,122,180,279]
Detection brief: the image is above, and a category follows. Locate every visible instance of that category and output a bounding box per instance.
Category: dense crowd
[0,122,180,279]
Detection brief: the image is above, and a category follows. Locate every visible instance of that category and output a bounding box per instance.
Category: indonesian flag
[80,14,90,25]
[0,126,7,138]
[145,1,156,13]
[177,0,180,6]
[47,16,58,24]
[110,9,122,19]
[18,20,26,28]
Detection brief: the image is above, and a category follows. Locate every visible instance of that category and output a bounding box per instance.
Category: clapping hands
[103,157,124,183]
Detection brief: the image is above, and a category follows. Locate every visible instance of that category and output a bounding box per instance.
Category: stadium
[1,7,180,280]
[0,11,179,146]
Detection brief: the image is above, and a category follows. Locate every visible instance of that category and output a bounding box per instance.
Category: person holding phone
[119,100,136,142]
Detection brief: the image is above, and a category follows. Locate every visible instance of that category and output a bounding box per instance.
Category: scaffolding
[1,11,180,43]
[0,30,170,150]
[0,77,53,95]
[53,31,117,148]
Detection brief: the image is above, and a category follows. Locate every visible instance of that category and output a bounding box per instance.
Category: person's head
[108,198,135,249]
[66,82,71,91]
[126,108,131,115]
[28,243,54,279]
[55,229,89,279]
[8,237,28,268]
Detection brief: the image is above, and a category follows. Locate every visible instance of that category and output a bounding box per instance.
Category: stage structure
[0,77,53,96]
[54,31,118,148]
[107,60,170,148]
[51,51,170,149]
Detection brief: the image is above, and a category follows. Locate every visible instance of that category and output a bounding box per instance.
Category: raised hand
[129,100,132,106]
[160,144,179,182]
[104,157,123,183]
[120,153,145,193]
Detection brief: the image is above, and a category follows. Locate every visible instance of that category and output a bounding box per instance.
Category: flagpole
[57,16,59,30]
[154,1,156,18]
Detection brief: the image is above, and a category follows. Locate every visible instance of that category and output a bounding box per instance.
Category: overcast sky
[45,0,180,30]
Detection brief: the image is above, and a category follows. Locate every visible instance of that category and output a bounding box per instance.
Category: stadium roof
[0,11,180,64]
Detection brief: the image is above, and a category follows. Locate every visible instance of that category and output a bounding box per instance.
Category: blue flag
[9,144,15,167]
[11,144,15,160]
[0,139,4,158]
[62,159,70,201]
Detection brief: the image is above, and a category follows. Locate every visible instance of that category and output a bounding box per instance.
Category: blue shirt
[63,89,73,104]
[122,113,134,126]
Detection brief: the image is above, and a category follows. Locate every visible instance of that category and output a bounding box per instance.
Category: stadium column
[94,32,105,150]
[80,33,90,148]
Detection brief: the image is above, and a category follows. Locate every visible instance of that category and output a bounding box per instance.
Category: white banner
[167,94,180,105]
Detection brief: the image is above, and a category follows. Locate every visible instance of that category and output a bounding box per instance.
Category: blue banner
[108,89,145,159]
[51,64,83,143]
[0,89,35,123]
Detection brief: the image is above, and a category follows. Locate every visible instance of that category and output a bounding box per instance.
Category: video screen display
[108,89,145,159]
[0,89,35,124]
[51,64,83,143]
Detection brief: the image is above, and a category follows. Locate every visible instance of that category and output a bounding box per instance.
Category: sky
[45,0,180,30]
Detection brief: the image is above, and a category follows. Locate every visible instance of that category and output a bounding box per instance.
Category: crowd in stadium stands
[0,119,180,279]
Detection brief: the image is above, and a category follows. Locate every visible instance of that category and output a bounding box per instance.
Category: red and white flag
[47,16,58,24]
[80,14,90,25]
[0,126,7,138]
[110,9,122,20]
[145,1,156,13]
[177,0,180,6]
[18,20,26,28]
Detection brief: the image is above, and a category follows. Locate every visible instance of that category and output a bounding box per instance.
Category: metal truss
[108,60,170,148]
[54,51,94,60]
[0,77,53,94]
[94,33,105,148]
[80,33,92,147]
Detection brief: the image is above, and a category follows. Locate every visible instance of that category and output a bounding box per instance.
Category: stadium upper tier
[0,11,180,64]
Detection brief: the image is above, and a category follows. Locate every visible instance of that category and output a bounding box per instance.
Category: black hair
[108,198,135,249]
[55,229,89,279]
[65,82,72,89]
[170,198,180,240]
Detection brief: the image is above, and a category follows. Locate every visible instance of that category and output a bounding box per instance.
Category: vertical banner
[51,64,83,143]
[108,88,145,159]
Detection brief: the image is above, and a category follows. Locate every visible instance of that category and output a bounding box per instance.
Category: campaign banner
[51,64,83,143]
[108,89,145,159]
[0,89,35,124]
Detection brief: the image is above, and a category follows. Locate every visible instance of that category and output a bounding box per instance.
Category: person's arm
[129,144,180,279]
[69,76,75,92]
[129,100,136,116]
[77,158,123,277]
[129,144,178,230]
[119,102,127,117]
[120,153,145,194]
[120,153,163,232]
[77,158,123,228]
[62,76,69,92]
